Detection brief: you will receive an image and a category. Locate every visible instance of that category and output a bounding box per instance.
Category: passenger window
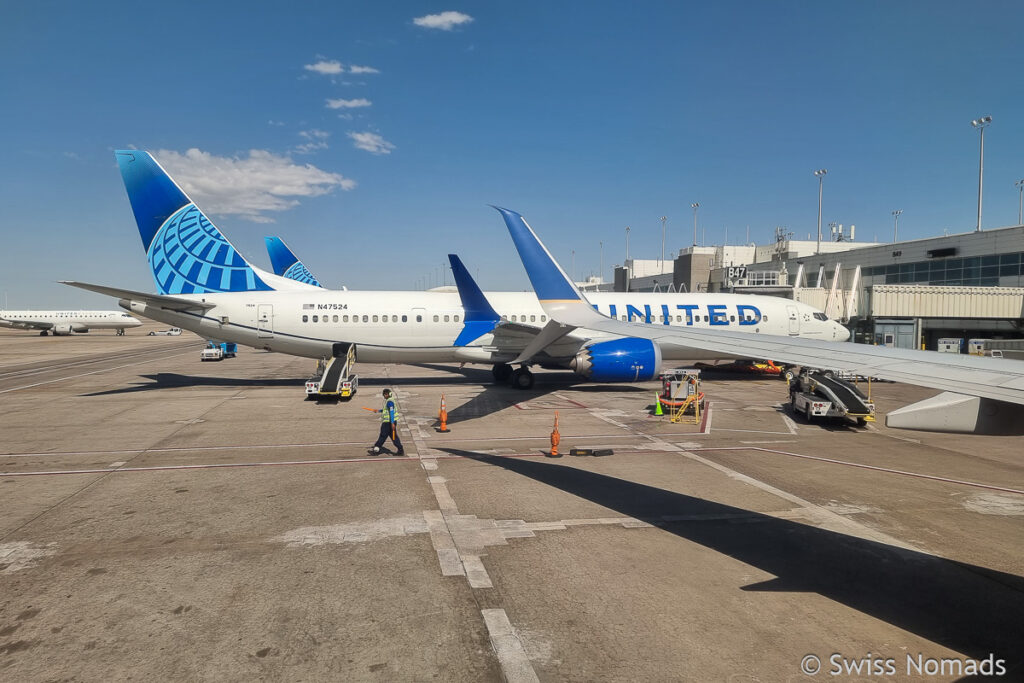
[302,315,308,323]
[416,315,422,322]
[444,315,450,322]
[763,315,768,322]
[620,315,627,321]
[324,317,329,323]
[530,315,536,322]
[704,315,709,322]
[402,315,408,322]
[501,315,508,321]
[541,316,546,322]
[390,315,396,322]
[730,315,735,322]
[454,315,460,322]
[433,315,439,322]
[676,315,682,322]
[511,315,517,322]
[343,315,349,322]
[372,315,379,323]
[362,315,368,323]
[312,315,319,322]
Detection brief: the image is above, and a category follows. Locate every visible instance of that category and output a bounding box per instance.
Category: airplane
[494,206,1024,434]
[0,310,142,336]
[63,149,845,390]
[265,236,324,288]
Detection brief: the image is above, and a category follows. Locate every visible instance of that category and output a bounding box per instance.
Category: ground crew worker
[370,388,404,456]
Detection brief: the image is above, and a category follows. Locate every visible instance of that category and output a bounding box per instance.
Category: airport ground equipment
[695,360,782,377]
[305,343,358,400]
[788,368,875,426]
[937,338,963,353]
[200,341,237,361]
[658,369,705,422]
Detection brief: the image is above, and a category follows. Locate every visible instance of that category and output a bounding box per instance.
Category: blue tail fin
[115,150,273,295]
[448,254,500,346]
[265,236,323,287]
[492,206,582,302]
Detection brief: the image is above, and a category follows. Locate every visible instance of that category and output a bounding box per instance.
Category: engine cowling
[53,324,74,335]
[570,338,662,382]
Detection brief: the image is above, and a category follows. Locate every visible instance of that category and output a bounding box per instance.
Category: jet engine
[52,324,87,335]
[570,338,662,382]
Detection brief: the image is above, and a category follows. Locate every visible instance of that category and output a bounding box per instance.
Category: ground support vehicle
[305,343,358,401]
[788,368,875,426]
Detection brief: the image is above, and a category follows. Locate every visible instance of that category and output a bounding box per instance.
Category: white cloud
[326,97,372,109]
[347,132,395,155]
[304,60,344,75]
[154,148,355,223]
[295,129,330,154]
[349,65,380,74]
[413,11,473,31]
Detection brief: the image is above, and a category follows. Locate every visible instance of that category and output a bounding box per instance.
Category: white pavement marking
[273,515,429,547]
[481,609,541,683]
[0,541,57,573]
[780,410,799,435]
[0,350,197,394]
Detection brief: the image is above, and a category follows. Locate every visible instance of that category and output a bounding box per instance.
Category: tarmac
[1,323,1022,681]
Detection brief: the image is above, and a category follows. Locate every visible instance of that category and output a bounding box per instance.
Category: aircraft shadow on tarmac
[83,373,307,396]
[440,448,1024,676]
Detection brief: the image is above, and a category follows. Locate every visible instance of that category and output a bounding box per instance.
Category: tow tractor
[788,367,875,426]
[200,341,237,361]
[305,343,358,401]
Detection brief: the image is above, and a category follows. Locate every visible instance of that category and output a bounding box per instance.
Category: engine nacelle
[53,324,74,336]
[570,338,662,382]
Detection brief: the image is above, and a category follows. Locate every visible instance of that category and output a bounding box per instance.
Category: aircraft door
[257,304,273,338]
[786,305,800,335]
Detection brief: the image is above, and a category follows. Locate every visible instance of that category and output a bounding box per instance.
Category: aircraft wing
[494,206,1024,432]
[59,281,217,311]
[0,316,53,330]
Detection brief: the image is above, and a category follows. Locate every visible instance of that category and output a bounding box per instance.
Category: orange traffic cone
[436,394,450,433]
[548,411,561,457]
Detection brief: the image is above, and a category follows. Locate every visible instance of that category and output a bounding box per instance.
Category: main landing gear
[492,363,535,389]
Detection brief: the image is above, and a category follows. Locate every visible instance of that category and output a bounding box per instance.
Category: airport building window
[302,315,308,323]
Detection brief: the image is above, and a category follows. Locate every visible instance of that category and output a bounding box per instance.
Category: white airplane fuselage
[123,290,848,363]
[0,310,143,335]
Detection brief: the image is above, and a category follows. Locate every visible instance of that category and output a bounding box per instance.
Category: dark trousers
[373,422,403,451]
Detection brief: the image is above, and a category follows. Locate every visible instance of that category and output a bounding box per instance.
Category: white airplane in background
[0,310,142,336]
[63,149,845,389]
[494,206,1024,434]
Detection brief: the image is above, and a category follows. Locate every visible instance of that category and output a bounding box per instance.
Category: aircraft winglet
[448,254,501,346]
[492,206,607,328]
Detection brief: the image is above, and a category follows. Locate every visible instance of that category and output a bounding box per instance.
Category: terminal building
[613,224,1024,351]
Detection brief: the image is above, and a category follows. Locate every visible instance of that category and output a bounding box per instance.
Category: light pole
[1016,179,1024,225]
[660,216,667,268]
[814,169,827,254]
[690,203,699,246]
[892,209,903,242]
[971,115,991,232]
[624,226,631,292]
[599,241,604,283]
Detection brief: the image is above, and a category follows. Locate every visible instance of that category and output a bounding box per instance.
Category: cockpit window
[813,312,828,321]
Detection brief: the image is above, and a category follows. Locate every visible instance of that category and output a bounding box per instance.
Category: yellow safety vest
[381,394,400,423]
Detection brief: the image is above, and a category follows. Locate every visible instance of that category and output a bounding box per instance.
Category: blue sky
[3,1,1024,307]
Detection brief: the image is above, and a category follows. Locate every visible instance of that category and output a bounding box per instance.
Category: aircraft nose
[834,322,851,342]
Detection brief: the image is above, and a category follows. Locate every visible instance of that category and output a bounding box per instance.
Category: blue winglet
[449,254,500,346]
[492,207,581,302]
[265,236,322,287]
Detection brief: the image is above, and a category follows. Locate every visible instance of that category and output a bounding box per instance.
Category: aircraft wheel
[511,367,534,390]
[492,363,513,383]
[39,330,48,336]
